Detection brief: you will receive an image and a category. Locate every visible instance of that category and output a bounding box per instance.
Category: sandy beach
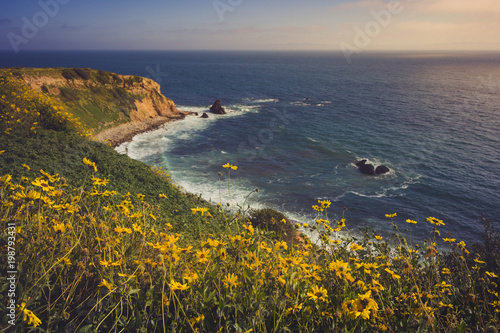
[93,114,189,147]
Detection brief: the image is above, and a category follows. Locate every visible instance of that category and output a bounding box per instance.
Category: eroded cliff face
[11,68,183,133]
[129,79,179,121]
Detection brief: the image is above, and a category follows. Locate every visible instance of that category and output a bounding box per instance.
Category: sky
[1,0,500,52]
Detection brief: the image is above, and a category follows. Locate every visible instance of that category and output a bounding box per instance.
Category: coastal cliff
[7,67,187,146]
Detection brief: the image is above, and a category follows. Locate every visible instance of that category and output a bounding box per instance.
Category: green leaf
[128,288,141,295]
[78,324,94,333]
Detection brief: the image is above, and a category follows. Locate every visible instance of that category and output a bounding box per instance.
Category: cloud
[275,25,326,33]
[379,19,500,50]
[59,24,85,31]
[395,20,458,32]
[411,0,500,14]
[328,0,391,12]
[227,27,263,35]
[217,25,327,35]
[329,0,500,15]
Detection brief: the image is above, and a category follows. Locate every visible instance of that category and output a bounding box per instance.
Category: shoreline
[93,108,309,246]
[93,113,192,147]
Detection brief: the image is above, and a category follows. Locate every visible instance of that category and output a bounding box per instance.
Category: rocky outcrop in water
[356,160,390,175]
[210,99,226,114]
[375,165,390,175]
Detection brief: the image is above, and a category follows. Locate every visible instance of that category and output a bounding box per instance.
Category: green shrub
[248,208,298,243]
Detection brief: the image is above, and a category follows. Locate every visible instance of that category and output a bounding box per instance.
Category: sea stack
[210,99,226,114]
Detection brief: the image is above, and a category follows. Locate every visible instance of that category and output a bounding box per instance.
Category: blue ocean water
[2,50,499,244]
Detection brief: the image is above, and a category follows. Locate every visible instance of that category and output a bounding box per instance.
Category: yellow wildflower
[91,176,108,186]
[98,279,114,291]
[114,226,132,234]
[31,178,55,192]
[83,157,97,172]
[353,290,379,320]
[169,279,189,291]
[62,258,72,266]
[274,241,288,251]
[413,302,435,321]
[285,303,303,315]
[312,205,323,212]
[486,271,499,278]
[53,222,67,233]
[385,268,401,280]
[242,223,255,234]
[183,270,200,283]
[118,273,136,278]
[329,260,354,282]
[191,207,209,215]
[319,199,331,208]
[196,248,211,263]
[378,323,388,332]
[222,273,239,290]
[189,314,205,325]
[349,243,363,251]
[441,267,451,275]
[427,216,445,226]
[17,301,42,327]
[222,163,238,170]
[342,300,358,320]
[100,260,112,267]
[307,285,328,302]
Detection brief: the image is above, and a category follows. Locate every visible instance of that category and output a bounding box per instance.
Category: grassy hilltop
[4,67,183,135]
[1,69,500,332]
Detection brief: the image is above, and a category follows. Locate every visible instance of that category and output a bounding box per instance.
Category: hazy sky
[1,0,500,52]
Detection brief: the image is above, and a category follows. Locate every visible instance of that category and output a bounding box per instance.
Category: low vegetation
[1,70,499,332]
[5,67,148,132]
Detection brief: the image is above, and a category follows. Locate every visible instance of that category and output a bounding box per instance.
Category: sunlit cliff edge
[5,67,188,146]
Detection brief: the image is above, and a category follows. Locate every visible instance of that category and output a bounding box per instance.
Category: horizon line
[2,48,500,53]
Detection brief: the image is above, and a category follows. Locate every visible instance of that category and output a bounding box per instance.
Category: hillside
[1,68,499,332]
[4,67,188,145]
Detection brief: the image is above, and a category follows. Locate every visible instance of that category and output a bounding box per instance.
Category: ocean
[2,50,499,244]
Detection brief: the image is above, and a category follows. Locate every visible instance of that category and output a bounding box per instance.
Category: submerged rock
[201,113,209,118]
[210,99,226,114]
